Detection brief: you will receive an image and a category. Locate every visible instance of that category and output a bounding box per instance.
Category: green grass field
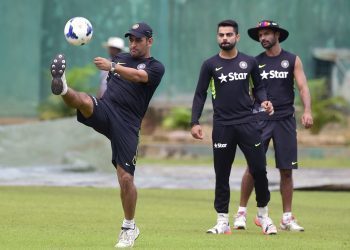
[1,187,349,249]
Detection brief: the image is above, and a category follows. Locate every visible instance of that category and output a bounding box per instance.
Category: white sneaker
[233,211,247,230]
[280,216,304,231]
[206,214,232,234]
[115,226,140,248]
[254,215,277,235]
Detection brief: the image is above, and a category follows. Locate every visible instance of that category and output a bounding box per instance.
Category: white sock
[283,212,292,221]
[257,206,268,217]
[60,73,68,95]
[238,206,247,214]
[217,213,229,223]
[122,218,135,229]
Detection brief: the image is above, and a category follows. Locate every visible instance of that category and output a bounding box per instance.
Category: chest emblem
[239,61,248,69]
[281,60,289,68]
[137,63,146,70]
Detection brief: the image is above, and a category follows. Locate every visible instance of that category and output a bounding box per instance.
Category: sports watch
[110,62,116,73]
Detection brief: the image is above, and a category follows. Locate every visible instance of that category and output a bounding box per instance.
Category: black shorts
[77,96,139,175]
[212,122,267,174]
[259,116,298,169]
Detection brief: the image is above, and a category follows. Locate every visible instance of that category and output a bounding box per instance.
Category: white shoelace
[235,212,246,221]
[118,229,135,244]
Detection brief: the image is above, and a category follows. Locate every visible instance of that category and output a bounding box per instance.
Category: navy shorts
[259,116,298,169]
[77,96,139,175]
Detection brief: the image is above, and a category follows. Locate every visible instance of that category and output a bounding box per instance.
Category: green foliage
[296,78,348,134]
[38,64,97,120]
[162,107,191,130]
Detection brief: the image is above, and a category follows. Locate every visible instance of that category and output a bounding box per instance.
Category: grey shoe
[50,54,67,95]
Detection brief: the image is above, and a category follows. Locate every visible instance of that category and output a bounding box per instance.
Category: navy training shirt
[191,52,267,125]
[103,52,165,128]
[255,50,296,120]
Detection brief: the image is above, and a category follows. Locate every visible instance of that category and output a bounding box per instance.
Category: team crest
[132,23,139,29]
[137,63,146,70]
[239,61,248,69]
[281,60,289,68]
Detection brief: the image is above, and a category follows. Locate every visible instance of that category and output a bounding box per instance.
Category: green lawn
[0,187,349,249]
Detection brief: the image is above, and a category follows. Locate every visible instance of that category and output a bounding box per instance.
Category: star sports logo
[260,70,288,79]
[214,143,227,148]
[218,72,248,83]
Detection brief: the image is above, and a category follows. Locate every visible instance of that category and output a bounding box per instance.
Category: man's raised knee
[78,94,94,118]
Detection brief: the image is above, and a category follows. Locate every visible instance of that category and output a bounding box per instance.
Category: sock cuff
[238,206,247,213]
[60,84,68,95]
[257,206,268,217]
[217,213,229,219]
[122,218,135,229]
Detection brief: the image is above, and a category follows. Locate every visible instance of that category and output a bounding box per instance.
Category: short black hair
[217,19,239,34]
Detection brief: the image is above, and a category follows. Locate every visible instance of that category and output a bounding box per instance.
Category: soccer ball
[64,17,93,46]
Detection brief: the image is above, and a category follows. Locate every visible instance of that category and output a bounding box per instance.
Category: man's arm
[191,62,211,140]
[94,57,148,83]
[251,60,274,114]
[294,56,313,129]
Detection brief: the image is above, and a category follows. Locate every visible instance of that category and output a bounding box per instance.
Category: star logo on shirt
[218,73,228,83]
[260,70,269,79]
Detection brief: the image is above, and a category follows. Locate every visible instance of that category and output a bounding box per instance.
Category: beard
[219,41,236,51]
[261,38,277,49]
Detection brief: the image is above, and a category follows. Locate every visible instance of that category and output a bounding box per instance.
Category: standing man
[191,20,277,235]
[234,20,313,232]
[97,36,126,98]
[50,22,165,248]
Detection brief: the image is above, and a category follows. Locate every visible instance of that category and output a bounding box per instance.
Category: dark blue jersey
[103,52,165,127]
[191,52,267,125]
[255,50,296,120]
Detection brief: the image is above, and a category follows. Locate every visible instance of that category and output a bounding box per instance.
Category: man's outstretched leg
[115,166,140,248]
[50,54,93,118]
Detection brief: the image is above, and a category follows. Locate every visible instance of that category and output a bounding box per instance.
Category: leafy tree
[296,78,348,134]
[162,107,191,130]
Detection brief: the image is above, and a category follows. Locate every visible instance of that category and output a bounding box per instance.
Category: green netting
[1,0,350,116]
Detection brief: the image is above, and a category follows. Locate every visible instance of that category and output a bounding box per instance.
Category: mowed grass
[0,187,349,250]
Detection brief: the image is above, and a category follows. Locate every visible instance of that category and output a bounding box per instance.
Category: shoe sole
[280,224,304,232]
[233,225,246,230]
[50,54,66,95]
[206,229,232,235]
[264,231,277,235]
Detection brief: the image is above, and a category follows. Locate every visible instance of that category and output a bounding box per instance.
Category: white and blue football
[64,17,93,46]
